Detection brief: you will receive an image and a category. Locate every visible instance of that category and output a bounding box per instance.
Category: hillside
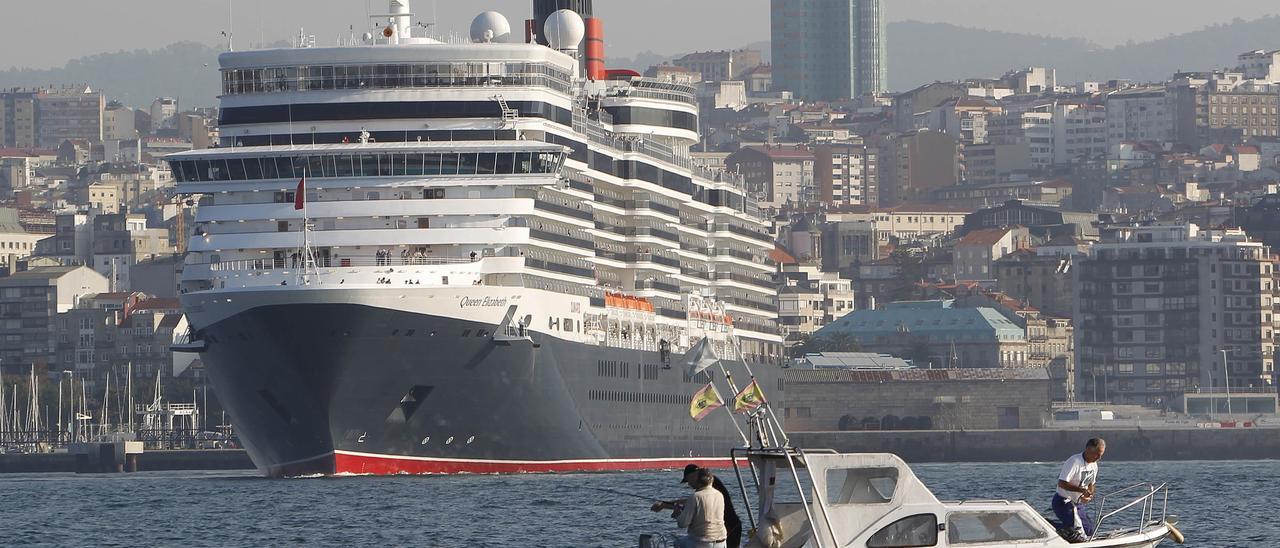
[3,16,1280,107]
[0,42,223,108]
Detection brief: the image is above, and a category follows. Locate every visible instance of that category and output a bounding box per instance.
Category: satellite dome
[469,11,511,43]
[543,9,584,52]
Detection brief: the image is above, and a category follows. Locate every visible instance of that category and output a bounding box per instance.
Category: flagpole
[726,332,792,447]
[299,169,317,284]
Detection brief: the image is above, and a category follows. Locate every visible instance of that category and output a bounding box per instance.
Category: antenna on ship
[226,0,235,51]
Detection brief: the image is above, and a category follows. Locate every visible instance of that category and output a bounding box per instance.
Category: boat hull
[187,294,780,476]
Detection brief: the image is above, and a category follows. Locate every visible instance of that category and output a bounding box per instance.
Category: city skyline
[0,0,1278,70]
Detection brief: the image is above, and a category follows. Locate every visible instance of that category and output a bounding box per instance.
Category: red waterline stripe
[332,452,737,475]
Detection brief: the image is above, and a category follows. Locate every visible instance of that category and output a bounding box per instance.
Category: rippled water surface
[0,460,1272,547]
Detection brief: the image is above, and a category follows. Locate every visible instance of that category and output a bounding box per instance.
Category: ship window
[458,153,478,175]
[391,153,407,176]
[406,153,425,176]
[307,155,324,179]
[229,159,248,180]
[461,329,471,337]
[378,153,394,176]
[476,153,497,175]
[180,160,198,182]
[275,157,295,179]
[262,157,280,179]
[495,152,515,175]
[440,153,459,175]
[292,157,308,180]
[321,155,336,178]
[359,154,378,177]
[240,157,261,179]
[207,159,229,181]
[335,155,355,178]
[515,152,533,173]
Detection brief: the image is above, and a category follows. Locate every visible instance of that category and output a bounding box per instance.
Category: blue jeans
[1051,495,1094,535]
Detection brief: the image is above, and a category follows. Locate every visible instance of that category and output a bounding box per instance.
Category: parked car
[195,431,229,449]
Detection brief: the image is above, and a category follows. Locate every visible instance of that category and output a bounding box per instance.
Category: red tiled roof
[1235,146,1260,154]
[134,297,181,311]
[770,246,798,265]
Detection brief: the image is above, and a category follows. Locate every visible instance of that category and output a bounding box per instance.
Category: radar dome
[543,9,584,52]
[469,11,511,43]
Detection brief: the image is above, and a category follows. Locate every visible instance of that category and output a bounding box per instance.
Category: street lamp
[1221,348,1233,415]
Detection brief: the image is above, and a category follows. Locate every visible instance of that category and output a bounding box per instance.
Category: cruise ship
[167,0,784,476]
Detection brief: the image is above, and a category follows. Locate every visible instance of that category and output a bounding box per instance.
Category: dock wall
[0,449,255,474]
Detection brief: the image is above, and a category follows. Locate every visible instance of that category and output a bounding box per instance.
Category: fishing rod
[584,486,671,502]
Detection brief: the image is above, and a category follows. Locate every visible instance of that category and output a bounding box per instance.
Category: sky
[0,0,1278,70]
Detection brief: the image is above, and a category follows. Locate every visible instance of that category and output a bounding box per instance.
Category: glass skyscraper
[771,0,887,101]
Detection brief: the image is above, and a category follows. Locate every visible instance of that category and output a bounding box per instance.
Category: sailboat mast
[127,362,134,436]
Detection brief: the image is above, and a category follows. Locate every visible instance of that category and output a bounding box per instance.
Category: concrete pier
[69,442,144,473]
[0,449,254,474]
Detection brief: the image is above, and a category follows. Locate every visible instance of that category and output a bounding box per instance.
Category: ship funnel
[584,17,605,80]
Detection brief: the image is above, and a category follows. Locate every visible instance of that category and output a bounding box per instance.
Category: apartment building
[1073,223,1275,407]
[0,265,109,372]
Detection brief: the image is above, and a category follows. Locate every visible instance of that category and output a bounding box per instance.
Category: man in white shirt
[1051,438,1106,543]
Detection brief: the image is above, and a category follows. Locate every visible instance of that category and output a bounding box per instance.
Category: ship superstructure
[168,2,783,475]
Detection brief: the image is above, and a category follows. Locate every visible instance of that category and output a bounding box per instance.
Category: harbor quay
[3,426,1276,474]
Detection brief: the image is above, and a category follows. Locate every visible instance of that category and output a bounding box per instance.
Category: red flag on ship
[294,178,305,210]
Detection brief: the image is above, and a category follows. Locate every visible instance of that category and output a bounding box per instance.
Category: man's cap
[679,463,699,483]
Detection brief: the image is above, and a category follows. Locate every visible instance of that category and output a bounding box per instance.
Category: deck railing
[1089,482,1171,541]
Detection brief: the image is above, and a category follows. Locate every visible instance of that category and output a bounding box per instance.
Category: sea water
[0,460,1272,547]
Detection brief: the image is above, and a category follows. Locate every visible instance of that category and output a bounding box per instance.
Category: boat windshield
[946,511,1049,544]
[826,467,900,505]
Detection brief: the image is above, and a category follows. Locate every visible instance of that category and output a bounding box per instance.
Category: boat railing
[1089,482,1170,541]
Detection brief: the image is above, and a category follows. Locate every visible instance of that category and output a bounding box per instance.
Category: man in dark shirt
[657,464,741,548]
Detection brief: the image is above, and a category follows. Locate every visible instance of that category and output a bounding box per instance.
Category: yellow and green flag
[732,380,767,414]
[689,382,723,422]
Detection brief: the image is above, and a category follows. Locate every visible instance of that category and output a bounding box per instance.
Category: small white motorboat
[641,447,1184,548]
